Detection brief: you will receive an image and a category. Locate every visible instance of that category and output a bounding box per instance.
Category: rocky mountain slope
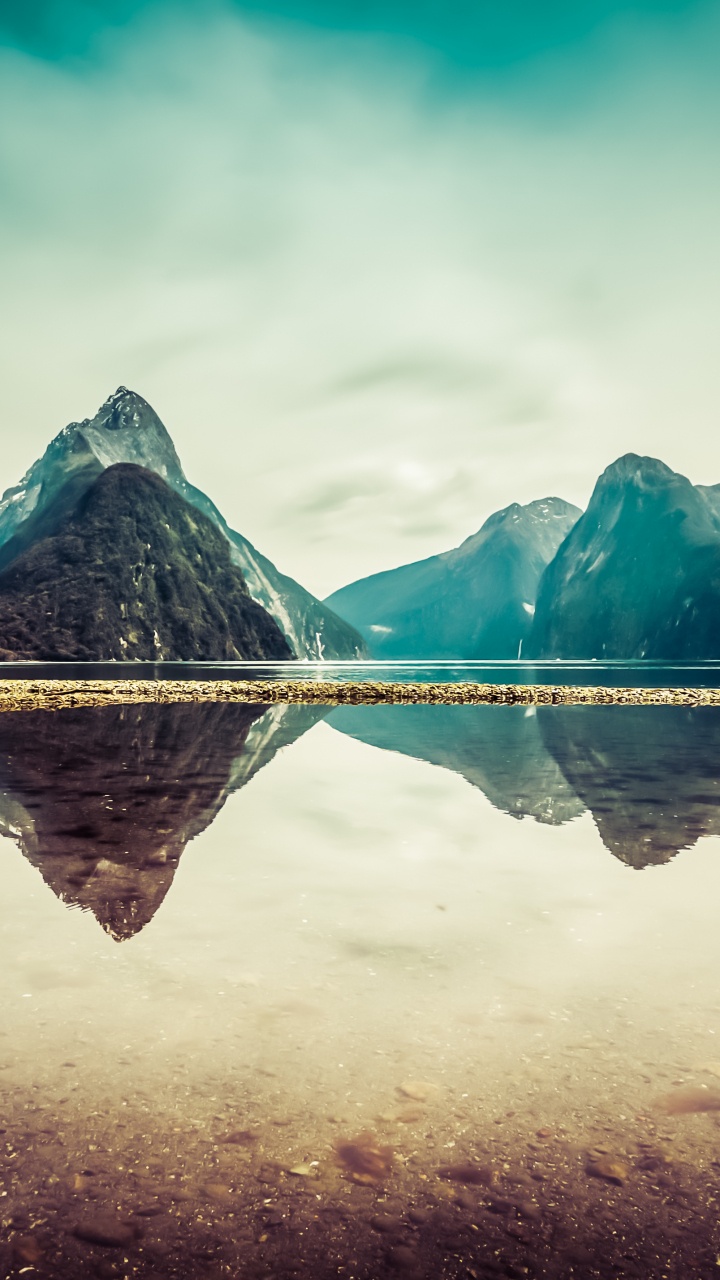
[0,387,366,659]
[326,498,580,658]
[0,463,292,661]
[529,454,720,659]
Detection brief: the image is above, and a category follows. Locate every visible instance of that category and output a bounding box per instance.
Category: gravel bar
[0,678,720,712]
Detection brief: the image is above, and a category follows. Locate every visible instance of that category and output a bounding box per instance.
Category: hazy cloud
[0,2,719,595]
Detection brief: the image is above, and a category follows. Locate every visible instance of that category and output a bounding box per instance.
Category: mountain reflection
[329,703,720,868]
[0,700,324,939]
[539,705,720,868]
[328,705,584,825]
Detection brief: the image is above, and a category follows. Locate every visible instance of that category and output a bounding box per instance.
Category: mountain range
[0,387,366,661]
[2,388,720,661]
[326,498,580,659]
[329,453,720,661]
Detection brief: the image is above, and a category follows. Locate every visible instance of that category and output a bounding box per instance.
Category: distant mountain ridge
[0,387,366,660]
[326,497,580,659]
[528,453,720,659]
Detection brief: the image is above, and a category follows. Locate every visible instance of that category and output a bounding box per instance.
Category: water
[4,657,720,685]
[2,691,720,1278]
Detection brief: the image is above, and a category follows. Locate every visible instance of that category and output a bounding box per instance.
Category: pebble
[388,1244,422,1272]
[13,1236,43,1265]
[72,1216,136,1247]
[656,1087,720,1115]
[370,1213,404,1233]
[398,1081,436,1102]
[454,1192,475,1210]
[586,1157,630,1186]
[516,1200,542,1222]
[437,1163,498,1187]
[201,1182,233,1203]
[158,1185,194,1202]
[485,1196,515,1216]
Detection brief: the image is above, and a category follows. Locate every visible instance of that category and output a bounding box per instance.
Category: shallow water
[4,658,720,686]
[2,699,720,1278]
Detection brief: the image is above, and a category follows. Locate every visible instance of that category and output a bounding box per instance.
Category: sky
[1,0,720,598]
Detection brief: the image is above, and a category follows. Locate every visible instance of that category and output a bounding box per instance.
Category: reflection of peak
[327,704,584,826]
[0,700,325,939]
[329,703,720,871]
[538,705,720,869]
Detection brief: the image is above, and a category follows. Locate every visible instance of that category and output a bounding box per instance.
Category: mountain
[0,699,326,939]
[0,463,292,661]
[328,704,584,826]
[538,704,720,868]
[0,387,366,659]
[325,498,580,659]
[529,454,720,659]
[329,702,720,869]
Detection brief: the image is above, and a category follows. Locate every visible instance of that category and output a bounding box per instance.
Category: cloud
[0,1,719,597]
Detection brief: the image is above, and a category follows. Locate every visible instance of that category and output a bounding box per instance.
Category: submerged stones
[72,1216,137,1247]
[585,1156,630,1186]
[398,1080,437,1103]
[335,1132,394,1185]
[437,1164,499,1188]
[655,1087,720,1115]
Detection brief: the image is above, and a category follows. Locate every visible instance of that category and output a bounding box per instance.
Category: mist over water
[2,697,720,1277]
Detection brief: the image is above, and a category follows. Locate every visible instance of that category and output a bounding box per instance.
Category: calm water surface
[5,658,720,685]
[2,697,720,1278]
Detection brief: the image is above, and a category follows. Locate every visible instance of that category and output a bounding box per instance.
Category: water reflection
[2,700,720,1279]
[0,700,324,938]
[328,704,583,826]
[540,704,720,868]
[329,703,720,868]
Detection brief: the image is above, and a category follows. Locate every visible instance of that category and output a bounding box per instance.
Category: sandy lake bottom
[1,700,720,1279]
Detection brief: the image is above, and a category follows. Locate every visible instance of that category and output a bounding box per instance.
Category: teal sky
[1,0,719,594]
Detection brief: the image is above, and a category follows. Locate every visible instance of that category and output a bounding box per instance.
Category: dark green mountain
[325,497,580,659]
[0,462,292,661]
[0,387,366,659]
[529,454,720,659]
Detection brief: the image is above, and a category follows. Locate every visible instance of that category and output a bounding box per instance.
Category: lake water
[2,688,720,1278]
[4,658,720,686]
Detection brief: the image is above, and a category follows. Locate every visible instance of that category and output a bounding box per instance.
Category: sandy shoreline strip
[0,678,719,712]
